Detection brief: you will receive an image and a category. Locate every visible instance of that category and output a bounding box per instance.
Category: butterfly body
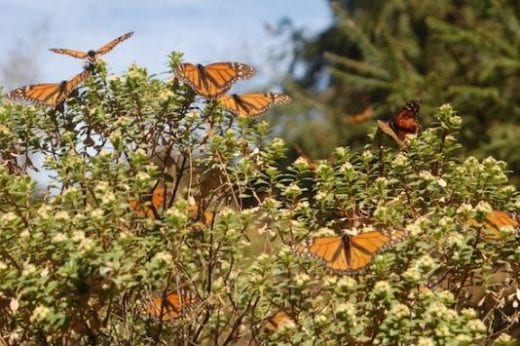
[294,229,405,274]
[49,31,134,62]
[7,69,91,107]
[175,62,256,98]
[218,92,291,117]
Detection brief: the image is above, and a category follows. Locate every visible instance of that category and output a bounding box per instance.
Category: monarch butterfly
[129,186,165,219]
[145,291,198,321]
[469,210,519,240]
[175,62,256,98]
[343,106,374,124]
[293,229,406,274]
[218,93,291,117]
[378,99,421,145]
[263,311,293,332]
[49,31,134,61]
[6,69,92,107]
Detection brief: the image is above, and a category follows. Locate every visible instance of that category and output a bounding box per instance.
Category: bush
[0,54,518,344]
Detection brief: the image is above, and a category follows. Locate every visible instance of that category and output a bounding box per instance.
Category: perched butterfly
[129,186,166,219]
[469,210,519,240]
[218,93,291,117]
[7,69,92,107]
[49,31,134,61]
[263,311,293,332]
[145,291,198,321]
[293,229,406,274]
[175,62,256,98]
[378,99,421,145]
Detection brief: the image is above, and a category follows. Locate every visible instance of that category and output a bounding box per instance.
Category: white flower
[22,264,36,276]
[456,203,474,215]
[154,251,172,263]
[9,298,19,312]
[55,211,69,221]
[294,273,310,286]
[40,267,49,278]
[30,305,51,322]
[390,303,410,318]
[52,233,67,243]
[37,205,53,220]
[362,150,374,161]
[393,153,408,167]
[0,261,7,270]
[1,212,18,224]
[419,171,435,181]
[437,178,447,188]
[475,201,492,215]
[337,276,356,291]
[72,230,85,242]
[439,104,452,112]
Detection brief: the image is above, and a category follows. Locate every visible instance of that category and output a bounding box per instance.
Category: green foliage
[279,0,520,175]
[0,56,519,344]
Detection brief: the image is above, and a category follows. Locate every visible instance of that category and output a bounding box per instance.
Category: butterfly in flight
[218,93,291,117]
[49,31,134,62]
[293,229,406,274]
[377,99,421,146]
[468,210,519,241]
[129,186,166,219]
[175,62,256,98]
[145,291,198,321]
[6,69,92,107]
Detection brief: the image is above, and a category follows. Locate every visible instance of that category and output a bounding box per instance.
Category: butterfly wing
[348,230,405,269]
[218,93,291,117]
[49,48,88,59]
[388,99,421,141]
[7,83,62,106]
[176,62,256,98]
[377,120,405,147]
[96,31,134,55]
[470,210,520,240]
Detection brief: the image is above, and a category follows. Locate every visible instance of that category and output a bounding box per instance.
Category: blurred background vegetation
[269,0,520,176]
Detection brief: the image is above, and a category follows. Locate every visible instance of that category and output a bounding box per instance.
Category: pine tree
[280,0,520,173]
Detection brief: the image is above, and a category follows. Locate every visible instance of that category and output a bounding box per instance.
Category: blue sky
[0,0,331,89]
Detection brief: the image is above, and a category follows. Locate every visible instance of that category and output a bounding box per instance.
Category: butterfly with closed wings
[293,229,406,274]
[378,99,421,146]
[7,69,92,108]
[175,62,256,98]
[49,31,134,62]
[218,93,291,117]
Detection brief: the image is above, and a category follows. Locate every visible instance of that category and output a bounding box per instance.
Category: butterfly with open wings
[293,229,406,274]
[7,69,92,108]
[175,62,256,98]
[49,31,134,62]
[218,92,291,117]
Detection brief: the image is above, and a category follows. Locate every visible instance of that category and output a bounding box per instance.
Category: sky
[0,0,332,90]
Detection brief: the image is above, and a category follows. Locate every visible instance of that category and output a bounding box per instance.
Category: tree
[279,0,520,175]
[0,54,518,344]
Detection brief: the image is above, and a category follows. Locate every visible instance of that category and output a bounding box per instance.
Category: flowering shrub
[0,55,518,344]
